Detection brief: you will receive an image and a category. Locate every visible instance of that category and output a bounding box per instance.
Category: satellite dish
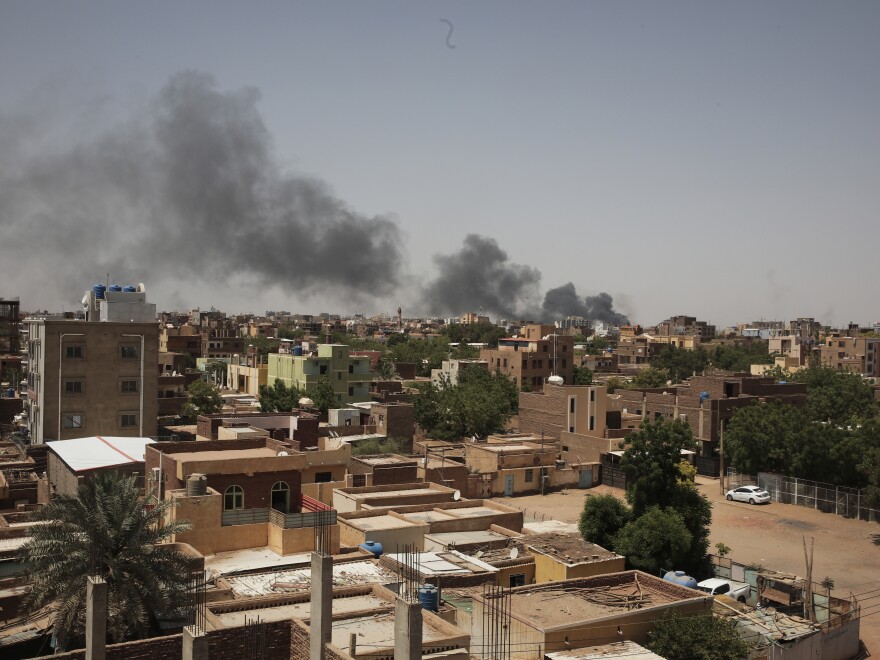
[299,397,314,408]
[278,451,289,456]
[510,547,519,559]
[453,490,461,501]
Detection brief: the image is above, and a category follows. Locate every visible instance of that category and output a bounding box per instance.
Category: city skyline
[1,2,879,327]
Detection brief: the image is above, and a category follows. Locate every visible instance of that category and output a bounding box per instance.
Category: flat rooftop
[331,612,446,652]
[400,510,456,524]
[425,529,519,547]
[447,506,504,518]
[503,572,704,629]
[168,447,279,462]
[355,487,446,499]
[213,593,390,628]
[350,515,416,531]
[525,533,619,565]
[222,560,396,597]
[547,641,664,659]
[205,547,312,577]
[355,455,416,466]
[385,550,497,577]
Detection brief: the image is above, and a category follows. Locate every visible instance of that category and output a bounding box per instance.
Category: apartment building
[430,358,489,385]
[480,324,575,391]
[519,383,608,441]
[24,286,158,443]
[656,315,716,341]
[268,344,371,406]
[819,332,880,377]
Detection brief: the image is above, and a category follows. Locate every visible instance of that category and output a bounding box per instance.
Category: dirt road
[498,478,880,653]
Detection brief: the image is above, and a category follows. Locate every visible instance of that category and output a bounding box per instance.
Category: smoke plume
[423,237,630,324]
[0,71,403,306]
[421,234,541,318]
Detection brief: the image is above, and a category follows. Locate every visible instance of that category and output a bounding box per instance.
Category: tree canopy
[20,473,194,649]
[185,380,223,418]
[647,611,751,660]
[258,380,305,412]
[572,365,593,385]
[311,377,338,415]
[613,506,693,575]
[578,494,630,549]
[413,367,518,440]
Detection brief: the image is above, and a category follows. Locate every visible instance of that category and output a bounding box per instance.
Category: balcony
[220,494,336,529]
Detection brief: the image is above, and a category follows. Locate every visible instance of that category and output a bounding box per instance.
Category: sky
[1,1,878,328]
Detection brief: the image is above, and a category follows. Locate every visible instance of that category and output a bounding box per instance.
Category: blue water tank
[293,345,303,356]
[359,541,383,557]
[92,284,106,299]
[418,585,439,611]
[699,391,710,403]
[779,381,787,385]
[108,284,122,292]
[663,570,698,589]
[122,285,137,292]
[5,388,14,398]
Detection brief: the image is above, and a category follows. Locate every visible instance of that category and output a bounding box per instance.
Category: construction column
[394,597,422,660]
[309,551,333,660]
[86,576,107,660]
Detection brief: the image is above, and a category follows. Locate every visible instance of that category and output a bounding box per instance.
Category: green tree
[20,473,194,649]
[790,365,878,424]
[186,380,223,416]
[620,420,698,516]
[725,401,804,475]
[652,345,709,382]
[258,380,305,412]
[578,494,630,549]
[245,335,279,359]
[711,341,774,372]
[311,377,338,415]
[604,376,627,393]
[572,365,593,385]
[630,367,671,389]
[647,611,751,660]
[351,436,405,456]
[414,368,518,440]
[613,507,692,574]
[374,358,399,380]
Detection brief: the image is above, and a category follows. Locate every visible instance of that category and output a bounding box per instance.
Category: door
[504,475,514,497]
[579,468,592,489]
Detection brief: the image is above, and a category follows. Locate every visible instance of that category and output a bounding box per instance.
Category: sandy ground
[495,478,880,654]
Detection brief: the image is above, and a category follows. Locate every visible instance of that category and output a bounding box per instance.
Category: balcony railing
[221,494,336,528]
[268,508,337,529]
[221,507,269,526]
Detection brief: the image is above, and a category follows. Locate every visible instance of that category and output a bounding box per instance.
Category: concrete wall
[530,551,625,583]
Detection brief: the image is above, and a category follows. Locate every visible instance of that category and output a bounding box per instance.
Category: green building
[267,344,372,406]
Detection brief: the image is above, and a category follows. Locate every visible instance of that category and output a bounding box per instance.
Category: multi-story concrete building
[656,315,716,341]
[268,344,371,406]
[480,324,575,391]
[519,383,608,441]
[24,285,158,443]
[430,358,489,386]
[819,332,880,377]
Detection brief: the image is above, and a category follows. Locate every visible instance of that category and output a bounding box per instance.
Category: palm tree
[20,472,194,650]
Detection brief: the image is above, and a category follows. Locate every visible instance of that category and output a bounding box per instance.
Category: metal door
[579,469,592,488]
[504,475,514,497]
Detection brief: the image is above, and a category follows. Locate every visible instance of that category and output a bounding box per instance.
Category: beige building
[25,316,159,443]
[819,332,880,376]
[227,354,268,397]
[519,383,607,441]
[480,324,575,391]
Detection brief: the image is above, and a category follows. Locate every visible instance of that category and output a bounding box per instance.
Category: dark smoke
[0,71,403,305]
[421,234,541,318]
[423,237,629,324]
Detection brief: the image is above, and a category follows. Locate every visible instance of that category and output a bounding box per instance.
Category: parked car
[725,485,770,505]
[696,578,751,602]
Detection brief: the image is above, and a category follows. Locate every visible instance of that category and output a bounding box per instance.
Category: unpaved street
[497,477,880,653]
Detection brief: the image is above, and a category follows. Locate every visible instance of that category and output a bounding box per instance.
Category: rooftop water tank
[663,570,698,589]
[4,388,14,398]
[547,375,564,386]
[92,284,106,299]
[123,285,137,292]
[699,391,710,403]
[186,473,207,496]
[418,584,439,611]
[109,284,123,292]
[359,541,383,557]
[293,345,303,356]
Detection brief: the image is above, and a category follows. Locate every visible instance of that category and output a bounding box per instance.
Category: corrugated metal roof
[46,436,155,472]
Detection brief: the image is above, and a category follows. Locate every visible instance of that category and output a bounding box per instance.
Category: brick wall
[35,634,183,660]
[518,390,565,440]
[208,619,292,660]
[290,618,310,660]
[372,464,419,485]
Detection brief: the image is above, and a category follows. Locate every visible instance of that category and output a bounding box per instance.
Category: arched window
[224,485,244,511]
[271,481,290,514]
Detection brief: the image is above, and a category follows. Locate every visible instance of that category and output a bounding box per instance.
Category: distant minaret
[397,306,402,331]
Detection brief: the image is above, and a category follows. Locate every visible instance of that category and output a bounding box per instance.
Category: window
[64,379,84,394]
[589,415,595,431]
[590,390,595,402]
[120,345,138,359]
[319,365,328,374]
[524,469,534,483]
[348,387,354,397]
[65,345,84,359]
[62,413,84,429]
[120,413,138,428]
[314,471,333,483]
[509,573,526,587]
[562,344,568,352]
[337,372,342,380]
[569,426,574,433]
[503,358,507,368]
[569,398,575,413]
[224,485,244,511]
[349,364,354,374]
[352,474,366,487]
[271,481,290,513]
[562,359,567,368]
[543,345,548,353]
[120,380,139,393]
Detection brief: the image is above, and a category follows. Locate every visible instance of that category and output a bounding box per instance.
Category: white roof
[46,436,155,472]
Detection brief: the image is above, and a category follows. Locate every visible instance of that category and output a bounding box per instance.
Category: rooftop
[167,447,280,462]
[546,641,664,660]
[221,559,395,597]
[525,532,620,566]
[46,436,155,472]
[205,547,312,577]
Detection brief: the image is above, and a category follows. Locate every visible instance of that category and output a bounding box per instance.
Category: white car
[726,485,771,505]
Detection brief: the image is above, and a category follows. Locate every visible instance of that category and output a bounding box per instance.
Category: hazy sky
[1,1,878,327]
